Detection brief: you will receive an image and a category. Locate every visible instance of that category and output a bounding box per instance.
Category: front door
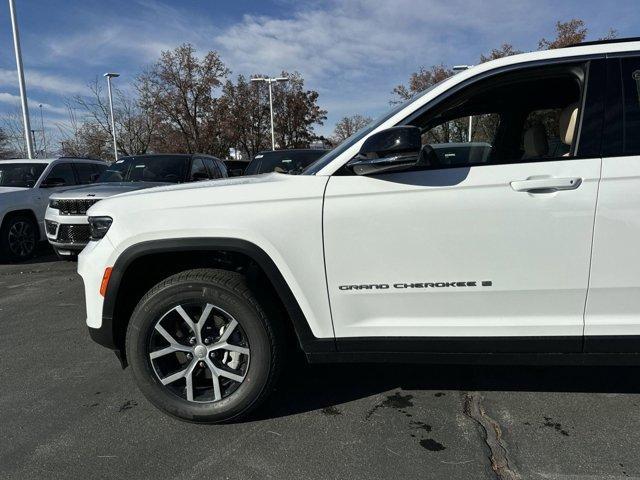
[323,60,605,353]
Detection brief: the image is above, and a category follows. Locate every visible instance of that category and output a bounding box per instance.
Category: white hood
[0,186,28,194]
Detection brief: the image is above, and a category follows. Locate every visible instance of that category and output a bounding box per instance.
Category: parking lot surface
[1,255,640,479]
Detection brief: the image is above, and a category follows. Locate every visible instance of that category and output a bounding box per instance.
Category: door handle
[510,177,582,193]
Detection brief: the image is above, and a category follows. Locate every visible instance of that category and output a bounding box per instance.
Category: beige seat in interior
[522,124,549,159]
[559,103,579,156]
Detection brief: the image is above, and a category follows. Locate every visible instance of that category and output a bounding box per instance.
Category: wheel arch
[0,209,40,240]
[96,238,334,366]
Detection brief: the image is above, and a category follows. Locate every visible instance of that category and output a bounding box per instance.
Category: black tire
[126,268,283,423]
[0,214,38,262]
[54,249,79,262]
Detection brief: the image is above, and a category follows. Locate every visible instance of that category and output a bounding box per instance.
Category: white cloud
[0,69,86,96]
[0,92,68,116]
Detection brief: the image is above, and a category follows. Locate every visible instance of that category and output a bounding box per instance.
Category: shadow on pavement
[256,360,640,420]
[0,242,59,266]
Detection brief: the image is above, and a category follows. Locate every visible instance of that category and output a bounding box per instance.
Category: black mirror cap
[359,126,422,157]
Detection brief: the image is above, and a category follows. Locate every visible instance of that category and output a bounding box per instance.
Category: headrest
[559,103,579,146]
[523,124,549,159]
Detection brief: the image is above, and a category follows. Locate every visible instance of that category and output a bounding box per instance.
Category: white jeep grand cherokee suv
[79,38,640,423]
[0,157,106,261]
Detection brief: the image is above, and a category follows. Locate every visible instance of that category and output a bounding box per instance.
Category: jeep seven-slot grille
[56,199,100,215]
[56,224,91,244]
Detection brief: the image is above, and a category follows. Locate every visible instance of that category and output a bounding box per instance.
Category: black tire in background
[126,268,283,423]
[0,214,38,262]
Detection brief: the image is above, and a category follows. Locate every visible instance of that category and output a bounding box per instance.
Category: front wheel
[0,214,38,262]
[126,268,283,423]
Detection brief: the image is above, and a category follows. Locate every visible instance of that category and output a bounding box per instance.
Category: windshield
[303,83,443,175]
[245,150,329,175]
[0,163,47,188]
[96,156,188,183]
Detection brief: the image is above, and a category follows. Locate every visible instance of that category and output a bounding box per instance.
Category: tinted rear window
[246,150,328,175]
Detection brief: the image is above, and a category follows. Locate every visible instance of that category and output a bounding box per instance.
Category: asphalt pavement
[1,253,640,479]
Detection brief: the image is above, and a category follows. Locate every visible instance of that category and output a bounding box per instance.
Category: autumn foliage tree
[331,114,372,145]
[137,43,231,157]
[393,18,617,103]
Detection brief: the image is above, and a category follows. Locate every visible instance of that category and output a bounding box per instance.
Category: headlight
[88,216,113,240]
[49,199,61,209]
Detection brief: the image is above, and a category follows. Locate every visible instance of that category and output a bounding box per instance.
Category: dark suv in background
[244,149,329,175]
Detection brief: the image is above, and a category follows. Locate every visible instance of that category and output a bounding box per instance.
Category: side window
[422,114,499,167]
[411,62,586,169]
[189,157,209,181]
[95,164,107,177]
[621,57,640,155]
[522,109,569,158]
[76,163,98,184]
[44,163,76,186]
[216,160,228,178]
[203,158,221,179]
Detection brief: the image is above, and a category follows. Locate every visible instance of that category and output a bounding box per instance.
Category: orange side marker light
[100,267,113,297]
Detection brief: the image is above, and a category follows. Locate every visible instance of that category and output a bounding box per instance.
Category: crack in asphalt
[464,392,520,480]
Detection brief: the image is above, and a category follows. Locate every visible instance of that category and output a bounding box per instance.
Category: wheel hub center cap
[194,345,207,359]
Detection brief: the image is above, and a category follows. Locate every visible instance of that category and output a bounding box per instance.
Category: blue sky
[0,0,638,142]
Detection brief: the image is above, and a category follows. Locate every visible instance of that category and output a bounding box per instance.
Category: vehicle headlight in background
[49,199,61,209]
[88,216,113,240]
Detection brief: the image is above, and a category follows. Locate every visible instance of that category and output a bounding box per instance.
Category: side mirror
[40,177,66,188]
[348,126,422,175]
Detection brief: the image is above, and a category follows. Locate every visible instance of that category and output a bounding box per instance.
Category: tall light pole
[9,0,34,159]
[251,76,289,150]
[39,104,46,157]
[453,65,474,142]
[104,72,120,161]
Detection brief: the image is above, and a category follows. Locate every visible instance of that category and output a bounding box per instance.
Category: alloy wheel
[148,302,251,403]
[7,220,36,258]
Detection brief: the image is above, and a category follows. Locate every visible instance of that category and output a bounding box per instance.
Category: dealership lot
[1,256,640,479]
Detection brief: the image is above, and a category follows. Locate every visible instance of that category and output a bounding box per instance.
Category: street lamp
[9,0,34,159]
[251,76,289,150]
[103,72,120,161]
[453,65,474,142]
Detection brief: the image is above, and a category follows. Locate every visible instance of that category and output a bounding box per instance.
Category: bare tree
[137,43,230,156]
[57,105,111,159]
[391,65,453,104]
[331,114,372,145]
[67,78,156,159]
[0,110,28,158]
[271,71,327,149]
[219,74,271,160]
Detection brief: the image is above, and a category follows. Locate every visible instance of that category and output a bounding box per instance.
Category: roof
[0,157,105,163]
[566,36,640,48]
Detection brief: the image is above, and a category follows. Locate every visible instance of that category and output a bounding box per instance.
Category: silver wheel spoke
[160,365,191,385]
[150,345,190,359]
[175,305,201,343]
[218,319,238,343]
[154,324,188,349]
[198,304,214,337]
[210,342,249,356]
[213,365,245,383]
[205,358,222,401]
[185,362,198,401]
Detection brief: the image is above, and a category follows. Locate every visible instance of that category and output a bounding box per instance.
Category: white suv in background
[80,38,640,423]
[0,157,106,262]
[45,154,229,259]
